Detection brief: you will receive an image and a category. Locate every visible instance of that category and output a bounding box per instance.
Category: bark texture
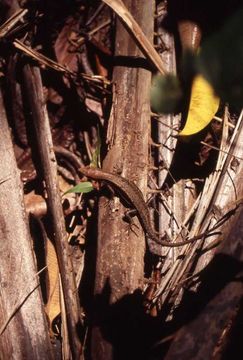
[90,1,154,359]
[165,203,243,360]
[22,65,82,359]
[0,89,53,359]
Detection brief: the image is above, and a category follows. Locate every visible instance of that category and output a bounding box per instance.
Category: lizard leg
[123,209,141,236]
[123,208,137,223]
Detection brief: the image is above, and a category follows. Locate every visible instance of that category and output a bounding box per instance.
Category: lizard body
[79,167,203,247]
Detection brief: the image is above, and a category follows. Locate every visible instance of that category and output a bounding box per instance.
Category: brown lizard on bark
[79,167,211,247]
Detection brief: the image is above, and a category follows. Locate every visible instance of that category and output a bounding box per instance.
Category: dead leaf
[179,74,220,136]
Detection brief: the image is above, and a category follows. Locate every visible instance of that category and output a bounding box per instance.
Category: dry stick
[0,266,46,336]
[155,112,243,303]
[102,0,166,74]
[213,115,235,129]
[202,109,243,225]
[14,39,110,87]
[152,202,243,301]
[85,2,106,26]
[0,8,27,38]
[14,39,74,75]
[22,65,82,359]
[200,141,243,161]
[0,284,40,336]
[165,207,243,360]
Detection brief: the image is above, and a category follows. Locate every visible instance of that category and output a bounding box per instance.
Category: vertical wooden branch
[90,1,154,359]
[22,65,82,359]
[0,89,53,358]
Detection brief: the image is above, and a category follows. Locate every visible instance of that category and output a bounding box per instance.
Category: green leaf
[63,181,93,195]
[198,7,243,108]
[150,74,183,114]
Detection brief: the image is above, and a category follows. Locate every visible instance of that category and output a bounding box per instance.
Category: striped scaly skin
[79,167,203,247]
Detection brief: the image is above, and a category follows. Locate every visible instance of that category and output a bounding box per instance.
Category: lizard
[79,166,210,247]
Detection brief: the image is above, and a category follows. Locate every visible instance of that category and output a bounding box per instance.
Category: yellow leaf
[179,74,220,136]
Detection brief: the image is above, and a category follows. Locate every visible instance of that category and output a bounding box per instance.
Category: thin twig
[0,266,47,336]
[200,141,243,161]
[85,2,106,26]
[0,9,27,38]
[14,40,110,87]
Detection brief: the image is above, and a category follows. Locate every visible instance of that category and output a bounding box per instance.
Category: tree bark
[22,65,82,359]
[90,1,154,359]
[0,89,53,359]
